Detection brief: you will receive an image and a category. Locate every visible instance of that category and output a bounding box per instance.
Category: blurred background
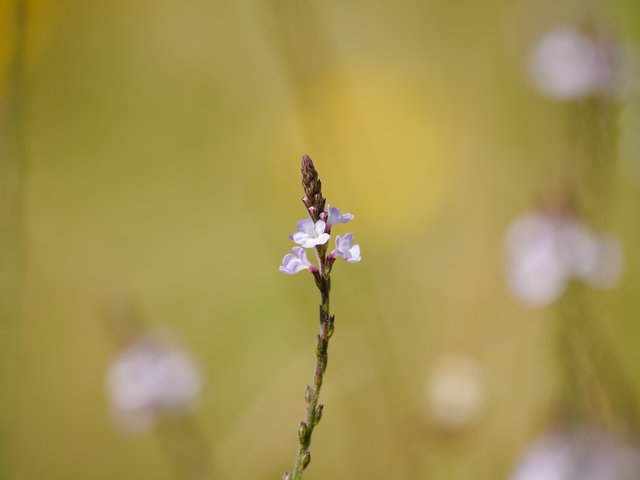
[1,0,640,479]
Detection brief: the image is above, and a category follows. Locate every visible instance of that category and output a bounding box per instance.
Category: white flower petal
[314,220,327,235]
[302,219,316,235]
[291,232,308,245]
[316,233,330,246]
[347,244,361,263]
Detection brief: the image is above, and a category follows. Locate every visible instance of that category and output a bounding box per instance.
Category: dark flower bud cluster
[301,154,326,222]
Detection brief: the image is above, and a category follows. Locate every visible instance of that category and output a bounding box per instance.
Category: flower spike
[279,155,360,480]
[301,155,326,222]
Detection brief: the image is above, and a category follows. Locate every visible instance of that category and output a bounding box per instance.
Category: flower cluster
[105,332,202,431]
[280,205,361,275]
[505,212,623,306]
[280,157,361,276]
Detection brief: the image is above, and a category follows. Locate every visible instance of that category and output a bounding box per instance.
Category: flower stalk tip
[301,155,326,222]
[280,155,360,480]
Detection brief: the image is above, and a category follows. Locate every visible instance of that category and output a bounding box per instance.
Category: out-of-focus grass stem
[0,1,28,478]
[262,0,341,150]
[552,44,634,435]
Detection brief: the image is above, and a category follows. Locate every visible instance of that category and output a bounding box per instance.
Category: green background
[1,0,640,478]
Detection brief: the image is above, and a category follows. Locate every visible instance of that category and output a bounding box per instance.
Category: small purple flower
[290,219,331,248]
[334,234,361,263]
[327,206,354,227]
[280,247,317,274]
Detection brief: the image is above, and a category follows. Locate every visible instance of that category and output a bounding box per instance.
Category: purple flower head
[279,247,317,274]
[327,205,354,227]
[334,234,361,263]
[290,219,331,248]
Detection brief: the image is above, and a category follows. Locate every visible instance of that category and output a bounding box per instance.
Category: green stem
[289,260,333,480]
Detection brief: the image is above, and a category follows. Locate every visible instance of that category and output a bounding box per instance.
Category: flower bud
[305,385,313,404]
[283,473,292,480]
[301,451,311,470]
[298,422,308,443]
[314,404,324,425]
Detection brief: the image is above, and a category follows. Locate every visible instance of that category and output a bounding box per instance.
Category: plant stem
[289,258,334,480]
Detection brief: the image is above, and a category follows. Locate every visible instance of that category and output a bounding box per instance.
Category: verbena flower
[280,155,361,479]
[290,219,331,248]
[333,234,361,263]
[327,206,354,227]
[280,247,317,274]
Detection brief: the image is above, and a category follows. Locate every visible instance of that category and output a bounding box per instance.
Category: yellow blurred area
[1,0,640,479]
[270,67,456,237]
[0,0,63,96]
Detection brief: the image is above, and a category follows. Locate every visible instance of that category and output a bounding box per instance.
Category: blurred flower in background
[105,331,202,431]
[505,211,623,307]
[528,25,619,100]
[509,427,640,480]
[424,354,486,431]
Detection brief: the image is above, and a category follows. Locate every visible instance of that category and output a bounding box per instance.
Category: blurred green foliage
[1,0,640,479]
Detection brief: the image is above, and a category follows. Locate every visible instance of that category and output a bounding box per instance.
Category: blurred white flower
[425,354,486,430]
[106,333,202,431]
[528,26,617,100]
[510,428,640,480]
[505,213,623,306]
